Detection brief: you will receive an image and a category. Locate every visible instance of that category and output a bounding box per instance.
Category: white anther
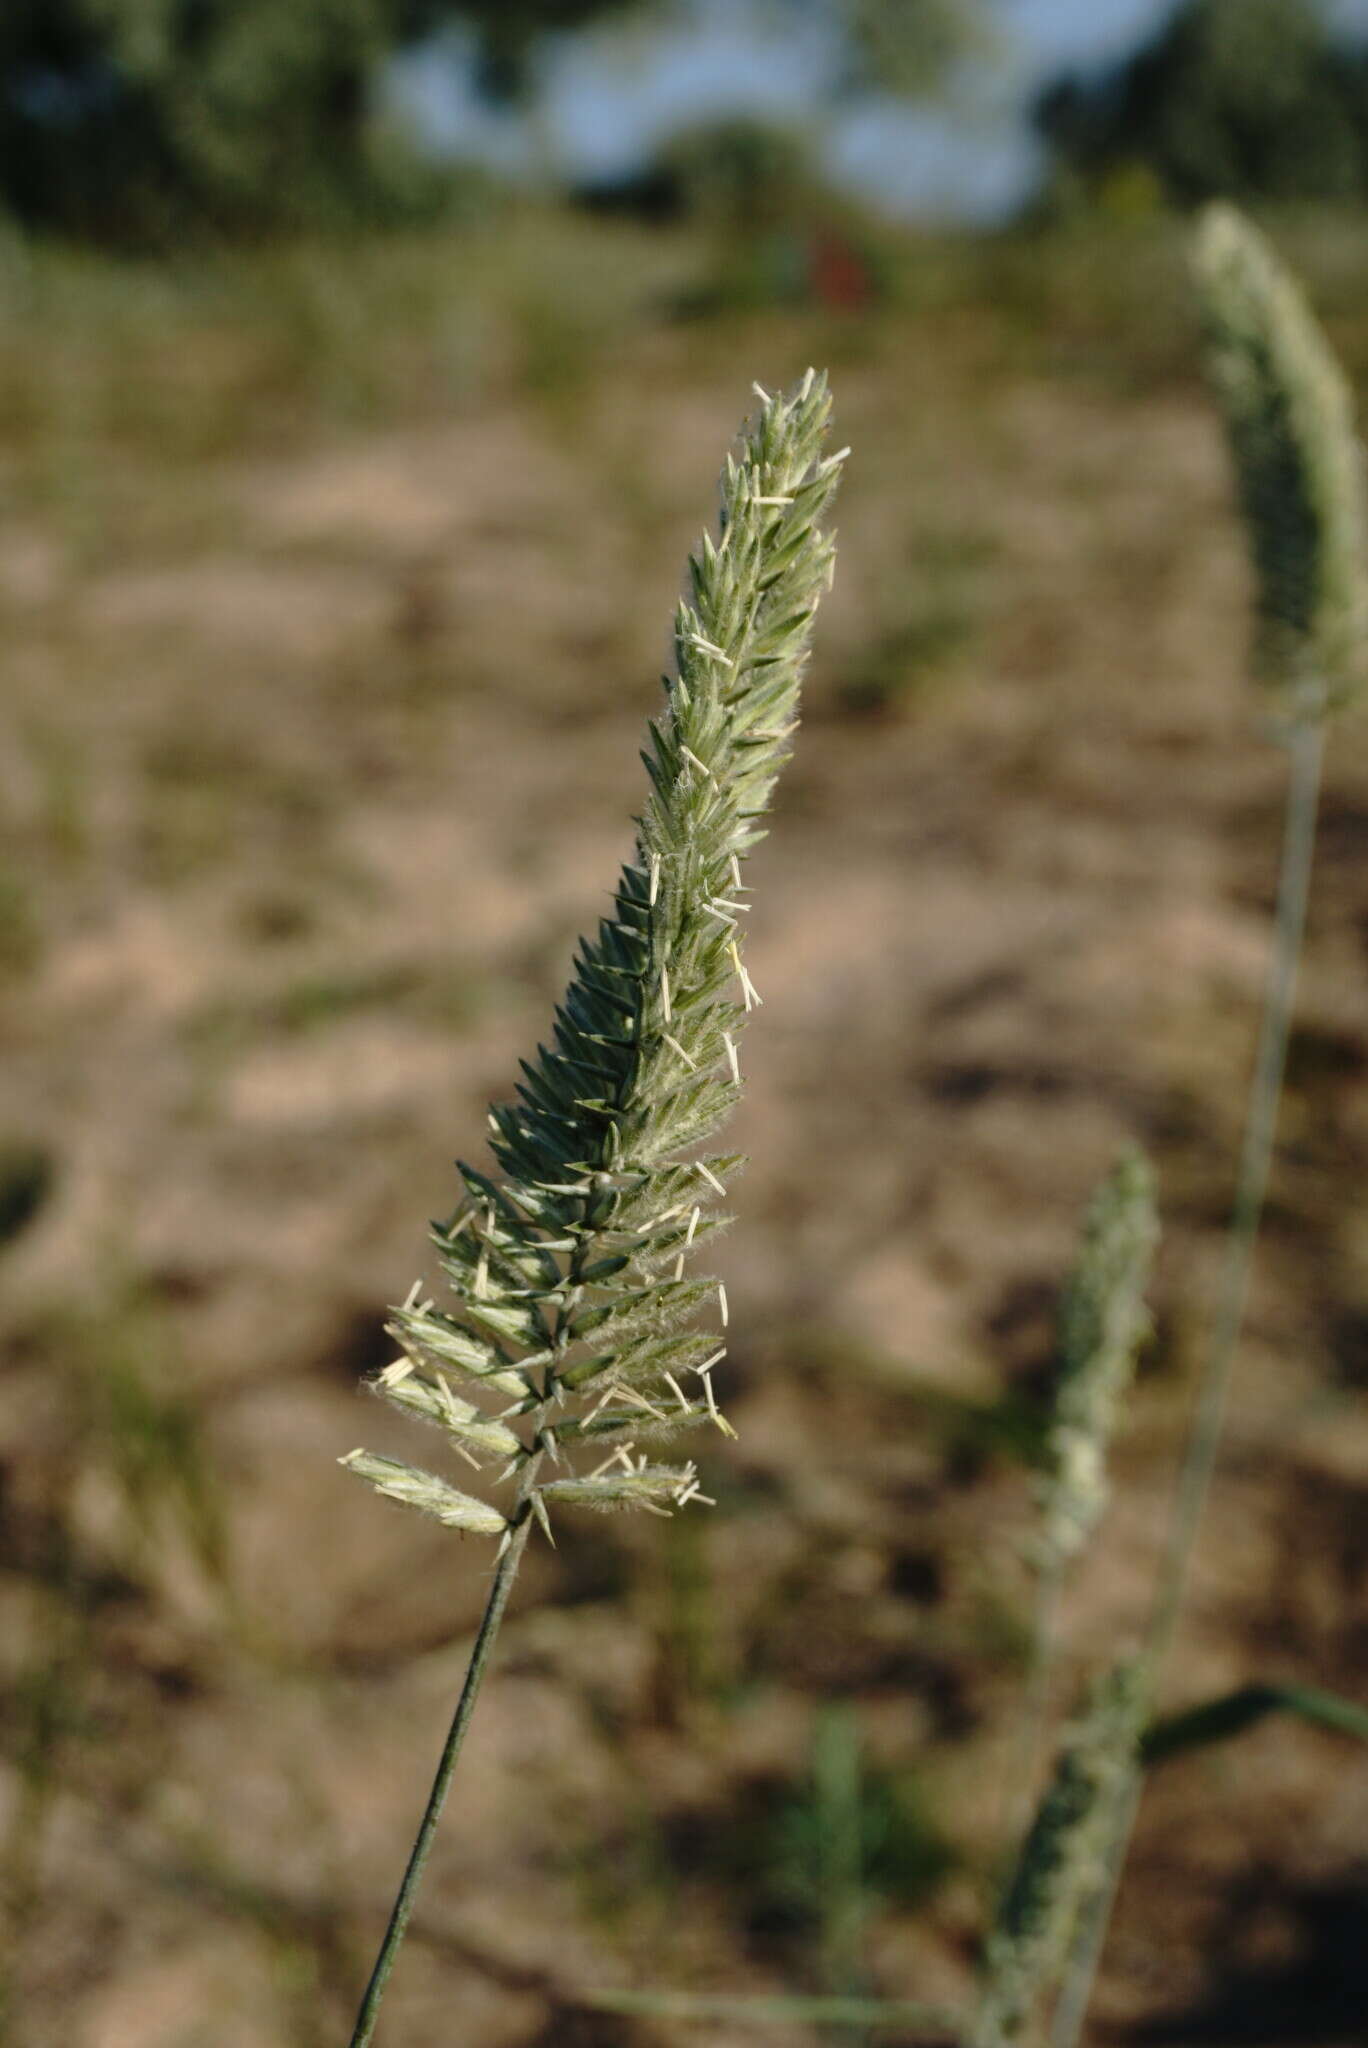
[723,1032,740,1085]
[379,1358,414,1387]
[695,1161,725,1195]
[752,381,771,403]
[680,744,717,780]
[590,1443,636,1479]
[662,1032,697,1070]
[648,853,660,906]
[729,854,742,889]
[685,635,731,664]
[728,940,760,1010]
[685,1206,700,1246]
[718,1284,729,1328]
[618,1386,668,1421]
[664,1371,690,1412]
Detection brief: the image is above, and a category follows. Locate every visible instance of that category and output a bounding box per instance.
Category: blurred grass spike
[1004,1150,1157,1853]
[1039,1149,1159,1567]
[343,372,843,2047]
[1193,202,1368,709]
[975,1663,1147,2048]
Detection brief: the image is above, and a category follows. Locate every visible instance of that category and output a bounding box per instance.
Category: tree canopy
[1035,0,1368,207]
[0,0,643,239]
[0,0,990,242]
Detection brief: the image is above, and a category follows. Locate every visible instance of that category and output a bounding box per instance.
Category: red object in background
[810,228,872,310]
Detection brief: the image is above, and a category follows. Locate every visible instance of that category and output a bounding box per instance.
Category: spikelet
[341,374,844,1539]
[1037,1151,1159,1566]
[975,1663,1147,2047]
[338,1451,509,1537]
[1193,202,1368,709]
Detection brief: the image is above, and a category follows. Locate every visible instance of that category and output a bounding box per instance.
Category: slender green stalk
[347,1513,533,2048]
[1148,699,1324,1664]
[1050,693,1325,2048]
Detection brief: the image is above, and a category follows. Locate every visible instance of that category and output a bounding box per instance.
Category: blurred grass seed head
[1193,201,1368,707]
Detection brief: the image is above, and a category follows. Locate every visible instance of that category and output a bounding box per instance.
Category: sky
[391,0,1368,223]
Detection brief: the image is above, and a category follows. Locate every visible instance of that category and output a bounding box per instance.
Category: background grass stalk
[1147,695,1324,1664]
[347,1511,533,2048]
[1045,1769,1141,2048]
[995,1151,1157,1888]
[1050,690,1326,2048]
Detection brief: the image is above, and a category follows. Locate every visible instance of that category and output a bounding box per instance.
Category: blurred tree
[0,0,421,238]
[0,0,989,241]
[1034,0,1368,207]
[0,0,648,239]
[828,0,993,97]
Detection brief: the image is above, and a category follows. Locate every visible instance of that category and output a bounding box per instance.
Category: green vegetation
[1037,0,1368,208]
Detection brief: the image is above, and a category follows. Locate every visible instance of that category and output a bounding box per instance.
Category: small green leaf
[1142,1682,1368,1767]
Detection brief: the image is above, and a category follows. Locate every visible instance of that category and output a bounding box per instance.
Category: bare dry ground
[1,208,1367,2046]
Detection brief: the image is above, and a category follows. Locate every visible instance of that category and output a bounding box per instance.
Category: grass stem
[347,1512,533,2048]
[1050,694,1326,2048]
[1147,700,1324,1665]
